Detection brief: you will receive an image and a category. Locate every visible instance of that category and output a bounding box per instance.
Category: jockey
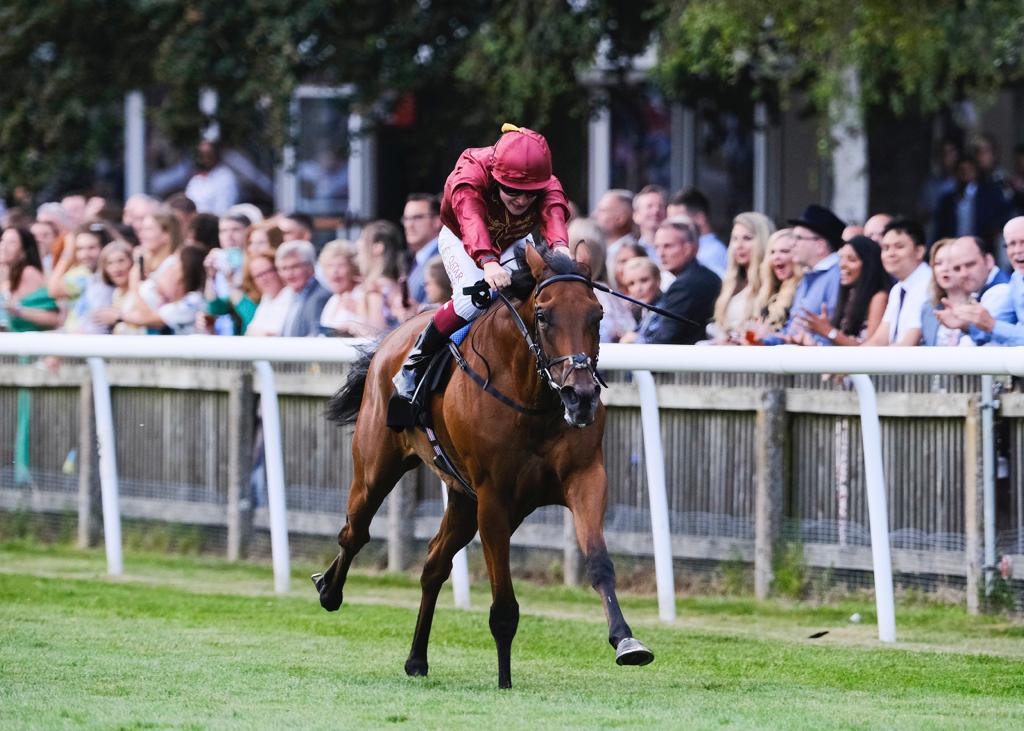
[387,123,572,428]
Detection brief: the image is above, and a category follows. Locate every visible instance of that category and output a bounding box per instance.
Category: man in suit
[276,240,331,337]
[621,216,720,344]
[942,217,1024,345]
[402,193,442,305]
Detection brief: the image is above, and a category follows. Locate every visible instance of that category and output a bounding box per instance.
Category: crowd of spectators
[3,133,1024,349]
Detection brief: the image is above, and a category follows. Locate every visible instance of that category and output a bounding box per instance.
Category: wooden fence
[2,358,1022,604]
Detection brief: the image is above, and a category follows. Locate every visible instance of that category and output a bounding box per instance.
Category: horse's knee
[585,549,615,591]
[489,600,520,642]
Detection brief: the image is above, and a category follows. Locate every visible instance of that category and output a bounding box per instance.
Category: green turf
[1,542,1023,730]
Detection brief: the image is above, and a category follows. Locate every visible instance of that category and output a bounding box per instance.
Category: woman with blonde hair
[709,211,774,342]
[319,239,370,336]
[754,228,804,335]
[567,217,635,342]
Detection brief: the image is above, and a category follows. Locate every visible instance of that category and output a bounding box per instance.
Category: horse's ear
[575,260,592,279]
[525,244,547,280]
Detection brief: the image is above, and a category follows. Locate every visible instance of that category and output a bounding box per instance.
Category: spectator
[185,140,239,216]
[228,203,264,227]
[122,194,159,237]
[423,256,453,305]
[919,137,960,234]
[1010,144,1024,216]
[934,235,1011,345]
[278,212,314,242]
[152,245,207,334]
[754,228,803,333]
[948,216,1024,345]
[618,257,664,341]
[277,240,331,337]
[919,238,966,346]
[632,184,667,250]
[36,202,70,237]
[29,220,59,274]
[933,156,1011,247]
[594,189,638,256]
[842,223,864,241]
[622,217,720,344]
[202,246,261,335]
[862,213,893,244]
[860,218,931,346]
[60,193,88,230]
[774,204,845,344]
[610,240,649,293]
[667,187,727,277]
[708,212,774,343]
[137,211,183,280]
[241,253,292,337]
[92,241,136,334]
[355,220,409,332]
[188,213,220,250]
[166,192,197,235]
[246,221,284,259]
[567,217,635,342]
[402,193,442,304]
[318,240,368,336]
[796,235,890,345]
[48,222,114,334]
[0,227,59,331]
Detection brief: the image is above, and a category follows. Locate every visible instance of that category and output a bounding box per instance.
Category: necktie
[891,286,907,344]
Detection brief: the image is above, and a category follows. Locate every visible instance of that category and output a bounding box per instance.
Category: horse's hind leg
[405,488,478,677]
[314,441,417,612]
[566,463,654,666]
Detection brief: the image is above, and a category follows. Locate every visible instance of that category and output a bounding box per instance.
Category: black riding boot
[386,320,449,430]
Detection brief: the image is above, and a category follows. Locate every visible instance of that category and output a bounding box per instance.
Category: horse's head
[524,245,604,428]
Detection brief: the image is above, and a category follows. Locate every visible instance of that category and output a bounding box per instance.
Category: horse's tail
[325,343,378,426]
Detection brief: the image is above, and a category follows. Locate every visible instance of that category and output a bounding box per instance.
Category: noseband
[497,273,608,393]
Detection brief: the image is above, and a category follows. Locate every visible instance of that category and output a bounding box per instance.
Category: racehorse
[314,244,654,689]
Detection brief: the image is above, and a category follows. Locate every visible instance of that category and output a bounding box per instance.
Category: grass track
[2,542,1023,730]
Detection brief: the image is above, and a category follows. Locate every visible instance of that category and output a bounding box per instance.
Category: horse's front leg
[405,487,478,677]
[477,491,519,689]
[565,462,654,666]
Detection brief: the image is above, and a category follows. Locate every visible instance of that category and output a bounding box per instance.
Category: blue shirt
[982,270,1024,346]
[780,253,841,345]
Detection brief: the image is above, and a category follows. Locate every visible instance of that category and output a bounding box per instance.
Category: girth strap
[422,424,477,501]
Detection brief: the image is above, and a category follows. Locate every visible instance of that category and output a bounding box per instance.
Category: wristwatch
[826,328,839,341]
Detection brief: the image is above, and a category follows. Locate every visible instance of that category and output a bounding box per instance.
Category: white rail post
[254,361,290,594]
[441,481,471,608]
[850,374,896,642]
[633,370,676,622]
[981,375,997,596]
[87,358,122,577]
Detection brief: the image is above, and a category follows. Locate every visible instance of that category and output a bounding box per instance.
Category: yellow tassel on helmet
[500,122,521,134]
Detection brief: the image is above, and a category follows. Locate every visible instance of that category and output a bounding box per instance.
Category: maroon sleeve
[538,179,570,247]
[450,184,501,267]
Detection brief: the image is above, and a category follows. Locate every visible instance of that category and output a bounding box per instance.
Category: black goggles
[497,183,540,199]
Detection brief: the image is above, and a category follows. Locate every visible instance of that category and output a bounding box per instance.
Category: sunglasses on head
[497,183,539,199]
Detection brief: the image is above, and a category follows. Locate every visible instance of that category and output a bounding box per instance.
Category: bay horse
[315,244,654,689]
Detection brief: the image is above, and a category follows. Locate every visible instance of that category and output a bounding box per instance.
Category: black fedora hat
[788,204,846,250]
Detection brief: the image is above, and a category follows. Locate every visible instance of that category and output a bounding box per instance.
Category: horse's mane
[504,246,583,301]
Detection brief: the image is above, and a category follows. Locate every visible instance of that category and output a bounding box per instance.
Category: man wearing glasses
[387,123,572,429]
[401,193,443,305]
[770,204,845,345]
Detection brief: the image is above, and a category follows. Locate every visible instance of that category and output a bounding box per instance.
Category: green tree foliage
[656,0,1024,118]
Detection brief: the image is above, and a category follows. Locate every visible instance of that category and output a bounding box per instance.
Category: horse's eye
[536,310,548,327]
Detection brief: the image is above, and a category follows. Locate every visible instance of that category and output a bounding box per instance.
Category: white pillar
[440,482,471,608]
[830,66,868,224]
[349,113,377,221]
[850,374,896,642]
[123,91,146,197]
[588,102,611,212]
[87,358,122,577]
[254,361,290,594]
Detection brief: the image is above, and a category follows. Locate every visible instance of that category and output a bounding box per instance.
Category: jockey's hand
[483,261,512,290]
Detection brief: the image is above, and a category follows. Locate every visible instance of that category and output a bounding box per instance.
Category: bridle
[494,273,608,393]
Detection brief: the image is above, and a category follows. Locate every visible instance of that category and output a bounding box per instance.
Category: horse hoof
[405,658,429,677]
[311,573,343,612]
[615,637,654,666]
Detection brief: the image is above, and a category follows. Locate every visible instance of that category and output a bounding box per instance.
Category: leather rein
[453,273,607,416]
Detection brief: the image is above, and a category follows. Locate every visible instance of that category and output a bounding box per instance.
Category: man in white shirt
[632,184,667,250]
[862,218,931,346]
[185,141,239,216]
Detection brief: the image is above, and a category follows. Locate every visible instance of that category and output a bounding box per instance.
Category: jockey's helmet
[491,124,553,191]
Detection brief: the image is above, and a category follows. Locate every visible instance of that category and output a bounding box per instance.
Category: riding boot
[386,320,449,430]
